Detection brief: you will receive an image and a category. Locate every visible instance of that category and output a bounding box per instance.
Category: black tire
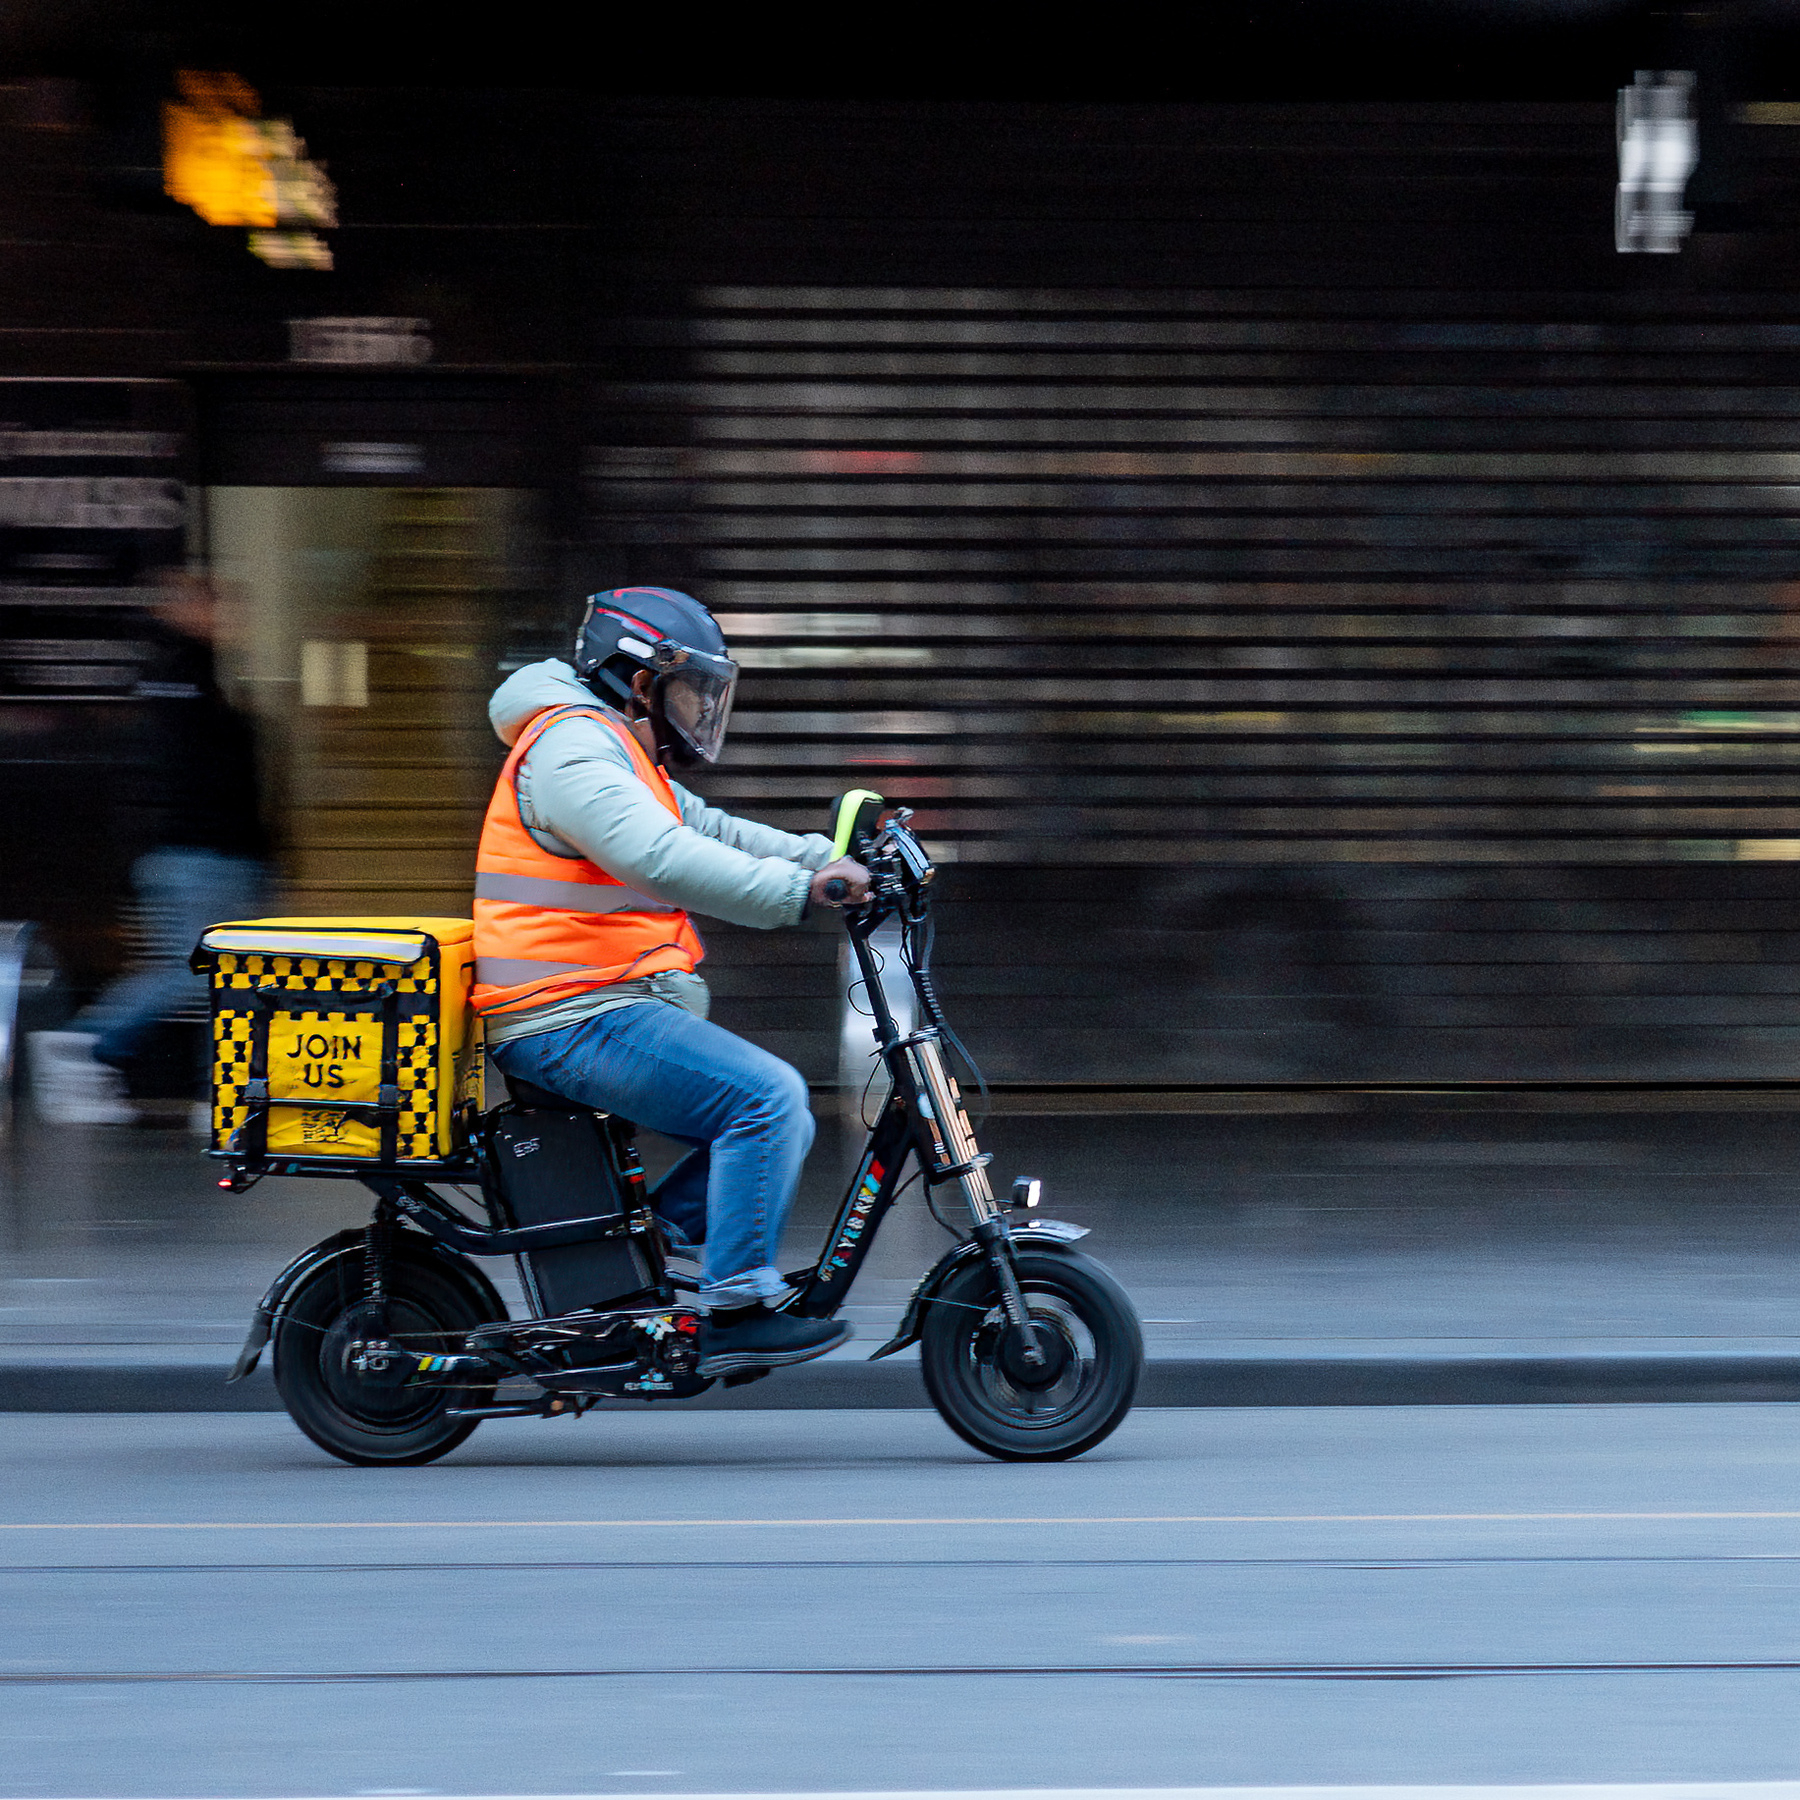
[272,1245,501,1467]
[919,1245,1143,1462]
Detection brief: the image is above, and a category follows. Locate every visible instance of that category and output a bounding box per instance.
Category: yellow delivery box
[191,917,478,1166]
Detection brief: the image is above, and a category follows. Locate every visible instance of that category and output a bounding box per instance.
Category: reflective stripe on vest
[472,871,679,914]
[471,704,704,1017]
[474,955,598,986]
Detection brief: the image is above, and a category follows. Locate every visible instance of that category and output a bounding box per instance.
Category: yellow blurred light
[163,101,273,226]
[163,71,336,254]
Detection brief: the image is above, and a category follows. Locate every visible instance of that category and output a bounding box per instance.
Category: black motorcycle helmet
[572,587,738,767]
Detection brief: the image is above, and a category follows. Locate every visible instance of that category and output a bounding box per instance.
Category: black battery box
[486,1106,654,1316]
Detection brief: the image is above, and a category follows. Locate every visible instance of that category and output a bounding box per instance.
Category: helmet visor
[657,647,737,763]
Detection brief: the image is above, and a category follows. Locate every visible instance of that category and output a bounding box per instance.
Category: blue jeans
[79,848,268,1065]
[490,1002,816,1308]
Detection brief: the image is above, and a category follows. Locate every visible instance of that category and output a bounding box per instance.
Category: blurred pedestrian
[30,569,270,1124]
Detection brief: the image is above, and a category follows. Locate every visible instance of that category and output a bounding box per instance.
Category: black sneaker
[697,1306,852,1378]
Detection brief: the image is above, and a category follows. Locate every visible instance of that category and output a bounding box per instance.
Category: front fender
[865,1217,1090,1361]
[227,1228,508,1383]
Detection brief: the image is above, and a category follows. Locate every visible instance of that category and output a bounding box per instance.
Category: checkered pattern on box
[212,953,437,996]
[208,950,445,1161]
[395,1013,439,1159]
[211,1010,255,1151]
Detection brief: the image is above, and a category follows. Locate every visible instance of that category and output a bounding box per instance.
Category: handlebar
[825,794,935,919]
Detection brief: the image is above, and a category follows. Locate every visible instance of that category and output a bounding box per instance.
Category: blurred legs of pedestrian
[30,846,267,1126]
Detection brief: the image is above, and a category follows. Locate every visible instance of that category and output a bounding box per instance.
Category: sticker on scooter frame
[819,1156,886,1282]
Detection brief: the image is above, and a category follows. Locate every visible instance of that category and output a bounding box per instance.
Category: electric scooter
[221,793,1144,1465]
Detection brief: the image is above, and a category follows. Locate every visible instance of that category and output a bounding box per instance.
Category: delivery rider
[473,587,869,1375]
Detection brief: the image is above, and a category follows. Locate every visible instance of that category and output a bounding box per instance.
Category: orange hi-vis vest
[472,705,704,1017]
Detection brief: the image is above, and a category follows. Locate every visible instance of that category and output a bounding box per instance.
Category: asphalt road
[5,1405,1800,1794]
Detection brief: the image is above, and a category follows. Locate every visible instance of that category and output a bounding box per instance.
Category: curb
[7,1355,1800,1412]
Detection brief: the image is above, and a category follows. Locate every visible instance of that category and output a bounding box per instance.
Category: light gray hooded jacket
[483,659,834,1044]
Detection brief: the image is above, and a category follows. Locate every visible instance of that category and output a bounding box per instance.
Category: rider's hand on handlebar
[810,858,871,908]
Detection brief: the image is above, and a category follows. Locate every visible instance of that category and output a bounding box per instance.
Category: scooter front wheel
[919,1245,1143,1461]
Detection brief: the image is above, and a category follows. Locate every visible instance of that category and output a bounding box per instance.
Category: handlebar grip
[822,877,849,903]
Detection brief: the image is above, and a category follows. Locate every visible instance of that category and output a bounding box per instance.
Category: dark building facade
[7,80,1800,1084]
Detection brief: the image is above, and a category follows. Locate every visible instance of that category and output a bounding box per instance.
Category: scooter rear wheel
[273,1247,498,1466]
[919,1245,1143,1461]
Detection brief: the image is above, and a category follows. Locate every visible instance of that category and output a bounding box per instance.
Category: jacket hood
[488,658,605,747]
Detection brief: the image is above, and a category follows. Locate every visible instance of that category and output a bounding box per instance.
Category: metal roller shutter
[586,106,1800,1085]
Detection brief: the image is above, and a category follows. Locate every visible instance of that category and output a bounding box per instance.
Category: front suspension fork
[902,1033,1046,1370]
[971,1216,1047,1368]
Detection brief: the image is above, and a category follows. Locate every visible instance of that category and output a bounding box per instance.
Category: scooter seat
[503,1072,588,1110]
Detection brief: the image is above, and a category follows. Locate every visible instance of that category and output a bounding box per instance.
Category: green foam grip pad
[831,788,886,860]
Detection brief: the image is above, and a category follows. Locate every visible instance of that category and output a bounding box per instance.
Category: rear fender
[865,1218,1090,1361]
[228,1229,508,1383]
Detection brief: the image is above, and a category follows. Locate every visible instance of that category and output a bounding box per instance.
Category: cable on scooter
[858,1054,886,1129]
[845,934,884,1022]
[919,1170,964,1241]
[843,931,896,1128]
[902,905,990,1130]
